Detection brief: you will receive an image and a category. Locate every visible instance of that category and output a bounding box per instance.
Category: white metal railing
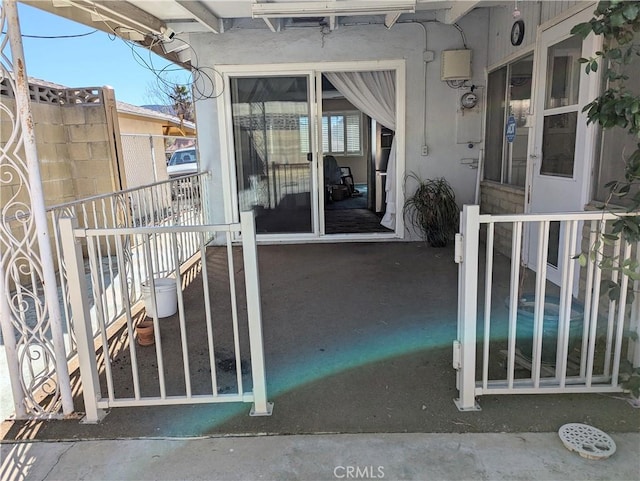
[454,205,640,410]
[48,172,210,360]
[59,211,272,422]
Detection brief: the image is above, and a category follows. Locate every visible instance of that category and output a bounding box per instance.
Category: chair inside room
[324,155,353,202]
[340,166,359,195]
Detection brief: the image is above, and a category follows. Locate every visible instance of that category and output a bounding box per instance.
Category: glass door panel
[230,76,313,234]
[507,54,533,187]
[545,35,582,109]
[540,112,578,177]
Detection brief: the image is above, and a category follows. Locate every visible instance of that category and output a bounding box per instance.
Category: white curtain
[324,71,397,230]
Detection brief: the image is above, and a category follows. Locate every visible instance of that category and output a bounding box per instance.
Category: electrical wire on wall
[452,23,468,48]
[411,21,429,154]
[392,18,472,153]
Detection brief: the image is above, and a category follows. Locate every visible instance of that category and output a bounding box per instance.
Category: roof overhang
[21,1,489,66]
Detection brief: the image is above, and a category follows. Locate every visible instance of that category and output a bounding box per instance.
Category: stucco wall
[118,115,169,186]
[118,115,164,135]
[191,10,490,237]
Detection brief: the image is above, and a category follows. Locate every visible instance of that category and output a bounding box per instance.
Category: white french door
[526,8,601,285]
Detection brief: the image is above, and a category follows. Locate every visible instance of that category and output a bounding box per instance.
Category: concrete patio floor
[1,242,638,441]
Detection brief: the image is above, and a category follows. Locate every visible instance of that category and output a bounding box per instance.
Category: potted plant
[136,320,155,346]
[403,173,459,247]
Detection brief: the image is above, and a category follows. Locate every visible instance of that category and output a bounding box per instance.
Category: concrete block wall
[62,103,118,203]
[1,87,121,283]
[479,181,525,258]
[0,92,118,212]
[1,99,66,211]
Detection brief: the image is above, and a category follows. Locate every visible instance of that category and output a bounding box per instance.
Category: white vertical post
[59,217,106,423]
[149,135,158,183]
[240,211,273,416]
[629,247,640,369]
[5,0,73,415]
[454,205,481,411]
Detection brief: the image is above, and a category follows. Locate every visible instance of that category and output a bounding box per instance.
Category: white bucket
[141,278,177,318]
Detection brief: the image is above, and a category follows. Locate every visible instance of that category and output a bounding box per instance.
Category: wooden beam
[443,1,481,24]
[384,12,401,29]
[262,17,282,33]
[23,0,190,68]
[175,0,222,34]
[329,15,337,30]
[90,0,166,34]
[166,21,211,34]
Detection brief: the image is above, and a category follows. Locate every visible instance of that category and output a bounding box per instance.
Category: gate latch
[454,234,463,264]
[452,340,461,370]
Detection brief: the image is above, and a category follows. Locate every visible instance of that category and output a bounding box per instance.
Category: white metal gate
[454,205,640,410]
[59,212,272,422]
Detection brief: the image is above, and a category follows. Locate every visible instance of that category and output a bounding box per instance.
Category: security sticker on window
[505,115,517,143]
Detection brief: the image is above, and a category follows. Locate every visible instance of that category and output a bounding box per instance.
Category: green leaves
[577,253,588,267]
[571,21,594,37]
[568,0,640,400]
[623,2,640,21]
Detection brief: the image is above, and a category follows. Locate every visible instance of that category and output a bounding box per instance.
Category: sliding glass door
[226,65,401,239]
[230,76,313,234]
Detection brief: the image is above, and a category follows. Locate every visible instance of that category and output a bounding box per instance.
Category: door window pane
[483,54,532,187]
[540,112,578,178]
[230,76,312,234]
[484,67,507,183]
[507,55,533,187]
[545,35,582,109]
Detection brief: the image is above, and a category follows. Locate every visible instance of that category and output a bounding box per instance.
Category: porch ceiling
[21,0,489,67]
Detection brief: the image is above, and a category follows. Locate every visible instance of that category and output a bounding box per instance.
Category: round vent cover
[558,423,616,460]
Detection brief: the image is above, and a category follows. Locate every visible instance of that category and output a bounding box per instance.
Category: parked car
[167,148,198,178]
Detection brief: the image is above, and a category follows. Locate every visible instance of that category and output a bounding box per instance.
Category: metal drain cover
[558,423,617,460]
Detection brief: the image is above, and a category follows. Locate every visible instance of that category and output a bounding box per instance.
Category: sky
[10,2,190,106]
